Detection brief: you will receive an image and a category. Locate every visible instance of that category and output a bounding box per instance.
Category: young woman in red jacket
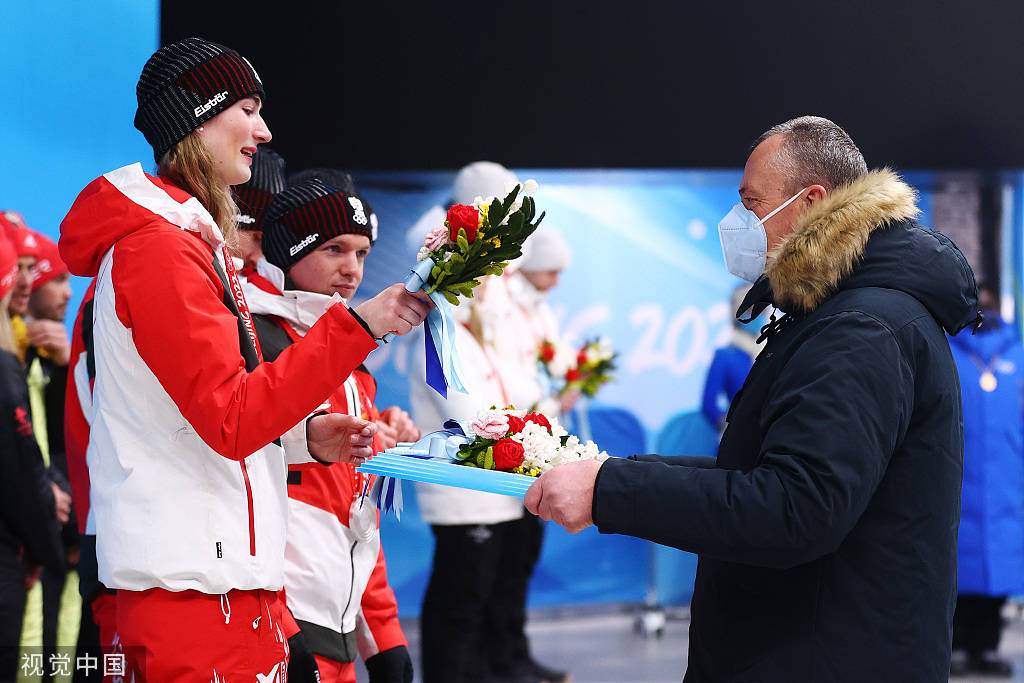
[57,38,428,681]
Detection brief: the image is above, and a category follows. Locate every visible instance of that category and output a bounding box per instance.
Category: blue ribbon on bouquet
[362,420,475,518]
[382,258,468,398]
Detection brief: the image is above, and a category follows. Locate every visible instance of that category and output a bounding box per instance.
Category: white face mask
[717,188,807,282]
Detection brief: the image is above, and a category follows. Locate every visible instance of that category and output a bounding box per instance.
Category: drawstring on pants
[220,593,231,625]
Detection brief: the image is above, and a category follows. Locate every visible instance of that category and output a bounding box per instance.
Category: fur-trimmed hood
[745,169,979,335]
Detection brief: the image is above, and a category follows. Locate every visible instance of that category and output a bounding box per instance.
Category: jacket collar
[242,258,344,336]
[765,169,920,312]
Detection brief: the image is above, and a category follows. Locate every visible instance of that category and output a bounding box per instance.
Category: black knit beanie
[233,147,286,231]
[287,168,357,195]
[134,37,265,159]
[263,179,379,270]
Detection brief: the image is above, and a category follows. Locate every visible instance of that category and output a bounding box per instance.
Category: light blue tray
[357,453,535,498]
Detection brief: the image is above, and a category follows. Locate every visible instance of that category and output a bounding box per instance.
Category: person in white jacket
[409,161,566,683]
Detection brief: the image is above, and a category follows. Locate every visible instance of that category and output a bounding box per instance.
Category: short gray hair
[753,116,867,193]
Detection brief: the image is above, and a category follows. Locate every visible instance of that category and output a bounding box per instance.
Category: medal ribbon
[221,245,264,364]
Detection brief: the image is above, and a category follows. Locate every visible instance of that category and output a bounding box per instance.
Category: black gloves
[365,645,413,683]
[287,631,321,683]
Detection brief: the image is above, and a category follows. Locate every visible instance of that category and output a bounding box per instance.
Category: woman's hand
[306,414,378,465]
[354,284,431,339]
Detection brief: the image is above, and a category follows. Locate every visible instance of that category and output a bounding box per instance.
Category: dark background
[162,0,1023,171]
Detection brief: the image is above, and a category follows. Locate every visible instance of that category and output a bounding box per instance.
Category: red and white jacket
[57,163,377,594]
[245,261,407,658]
[244,259,406,661]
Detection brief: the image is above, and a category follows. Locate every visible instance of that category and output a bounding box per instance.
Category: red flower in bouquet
[447,204,480,243]
[493,438,525,471]
[565,368,581,382]
[506,414,527,434]
[540,343,556,363]
[577,350,589,366]
[524,412,552,433]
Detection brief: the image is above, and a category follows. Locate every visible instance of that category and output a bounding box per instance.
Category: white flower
[491,408,607,474]
[522,179,538,196]
[591,339,615,362]
[548,341,577,378]
[416,246,431,262]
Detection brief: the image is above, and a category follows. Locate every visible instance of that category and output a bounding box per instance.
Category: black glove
[365,645,413,683]
[287,631,321,683]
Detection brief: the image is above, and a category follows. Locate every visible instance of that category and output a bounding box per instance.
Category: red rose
[524,412,552,433]
[493,438,525,471]
[577,350,588,366]
[565,368,581,382]
[540,344,556,362]
[447,204,480,243]
[506,414,527,434]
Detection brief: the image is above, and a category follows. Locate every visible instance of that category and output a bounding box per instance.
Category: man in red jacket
[246,175,417,683]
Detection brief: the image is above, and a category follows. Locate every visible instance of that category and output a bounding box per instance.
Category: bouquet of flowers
[400,181,546,397]
[538,337,617,397]
[457,408,609,476]
[414,181,544,302]
[356,407,608,516]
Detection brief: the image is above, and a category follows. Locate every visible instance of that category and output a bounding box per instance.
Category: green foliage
[458,438,499,471]
[424,184,545,302]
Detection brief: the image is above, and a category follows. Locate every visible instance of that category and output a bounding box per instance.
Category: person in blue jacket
[701,284,760,430]
[949,285,1024,678]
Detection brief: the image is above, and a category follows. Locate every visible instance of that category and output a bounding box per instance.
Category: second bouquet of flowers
[357,407,608,517]
[538,337,617,397]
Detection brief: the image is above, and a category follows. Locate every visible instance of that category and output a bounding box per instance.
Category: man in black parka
[526,116,981,682]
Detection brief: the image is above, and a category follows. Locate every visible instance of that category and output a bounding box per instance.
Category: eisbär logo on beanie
[290,233,320,257]
[195,91,229,118]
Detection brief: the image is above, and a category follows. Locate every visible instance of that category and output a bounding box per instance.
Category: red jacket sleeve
[357,542,407,659]
[110,225,378,461]
[64,281,96,535]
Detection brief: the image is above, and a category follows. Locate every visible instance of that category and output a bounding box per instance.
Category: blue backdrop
[0,1,159,326]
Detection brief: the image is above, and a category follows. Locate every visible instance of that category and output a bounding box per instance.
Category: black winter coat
[593,170,979,682]
[0,349,63,570]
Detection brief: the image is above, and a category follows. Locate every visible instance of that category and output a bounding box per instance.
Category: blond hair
[157,132,239,246]
[0,292,15,355]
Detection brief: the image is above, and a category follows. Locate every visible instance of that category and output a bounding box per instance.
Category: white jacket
[58,164,377,594]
